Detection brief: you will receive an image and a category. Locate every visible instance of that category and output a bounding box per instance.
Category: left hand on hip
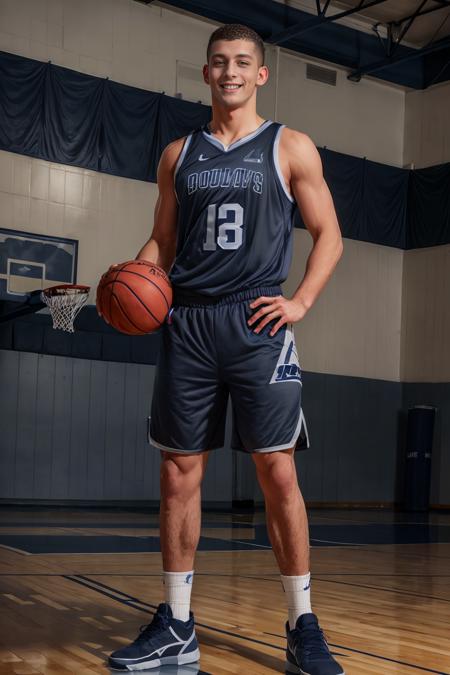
[247,295,308,336]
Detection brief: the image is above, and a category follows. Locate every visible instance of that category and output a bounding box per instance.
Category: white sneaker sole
[110,648,200,671]
[285,660,345,675]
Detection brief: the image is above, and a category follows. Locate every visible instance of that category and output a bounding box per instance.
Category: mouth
[219,83,243,92]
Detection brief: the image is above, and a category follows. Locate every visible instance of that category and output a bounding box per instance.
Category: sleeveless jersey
[170,120,296,296]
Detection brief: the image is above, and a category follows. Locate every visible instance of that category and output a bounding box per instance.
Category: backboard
[0,228,78,302]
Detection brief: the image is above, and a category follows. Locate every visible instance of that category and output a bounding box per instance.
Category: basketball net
[41,284,90,333]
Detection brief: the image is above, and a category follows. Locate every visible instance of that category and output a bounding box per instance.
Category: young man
[109,24,344,675]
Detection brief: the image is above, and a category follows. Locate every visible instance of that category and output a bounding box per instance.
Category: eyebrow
[211,52,254,59]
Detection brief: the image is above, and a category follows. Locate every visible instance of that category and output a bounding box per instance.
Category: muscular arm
[282,128,343,311]
[248,128,343,336]
[136,138,184,274]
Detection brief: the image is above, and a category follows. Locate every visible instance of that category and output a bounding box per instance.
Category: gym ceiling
[141,0,450,89]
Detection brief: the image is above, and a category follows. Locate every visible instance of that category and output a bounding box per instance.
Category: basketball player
[109,24,344,675]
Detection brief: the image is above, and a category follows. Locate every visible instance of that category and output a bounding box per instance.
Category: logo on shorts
[270,326,302,385]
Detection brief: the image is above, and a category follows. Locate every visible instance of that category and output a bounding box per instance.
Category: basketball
[96,260,172,335]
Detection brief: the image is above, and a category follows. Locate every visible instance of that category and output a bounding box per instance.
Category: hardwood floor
[0,508,449,674]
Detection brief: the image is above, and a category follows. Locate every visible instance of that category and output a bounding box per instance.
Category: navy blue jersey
[170,120,296,296]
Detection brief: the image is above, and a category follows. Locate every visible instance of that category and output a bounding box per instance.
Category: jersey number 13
[203,203,243,251]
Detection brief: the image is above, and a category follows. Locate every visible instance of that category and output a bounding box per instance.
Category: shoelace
[135,613,170,644]
[299,625,331,661]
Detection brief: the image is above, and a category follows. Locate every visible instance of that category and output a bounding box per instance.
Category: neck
[209,101,264,139]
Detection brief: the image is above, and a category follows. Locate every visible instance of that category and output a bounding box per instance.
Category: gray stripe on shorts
[148,435,218,454]
[251,406,308,453]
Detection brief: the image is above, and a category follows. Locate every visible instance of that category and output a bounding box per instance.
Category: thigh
[149,306,228,454]
[221,302,307,453]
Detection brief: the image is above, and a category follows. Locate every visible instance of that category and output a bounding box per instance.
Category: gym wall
[0,0,448,506]
[404,81,450,169]
[398,82,450,507]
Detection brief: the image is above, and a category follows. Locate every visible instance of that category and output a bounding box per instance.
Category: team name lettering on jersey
[187,168,264,195]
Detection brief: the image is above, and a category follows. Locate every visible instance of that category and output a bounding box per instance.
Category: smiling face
[203,39,269,110]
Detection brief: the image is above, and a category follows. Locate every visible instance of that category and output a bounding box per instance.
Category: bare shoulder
[279,127,322,178]
[279,127,314,151]
[158,136,186,176]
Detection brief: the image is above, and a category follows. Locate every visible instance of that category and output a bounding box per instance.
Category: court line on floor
[66,574,449,675]
[232,539,360,549]
[253,575,450,603]
[231,540,271,548]
[64,574,288,653]
[252,574,450,604]
[335,543,450,563]
[313,577,450,603]
[4,572,450,579]
[264,632,449,675]
[0,544,31,555]
[0,521,255,530]
[310,538,363,546]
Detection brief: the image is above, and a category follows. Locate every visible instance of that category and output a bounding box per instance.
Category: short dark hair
[207,24,265,66]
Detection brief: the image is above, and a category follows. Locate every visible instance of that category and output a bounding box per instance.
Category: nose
[223,62,237,79]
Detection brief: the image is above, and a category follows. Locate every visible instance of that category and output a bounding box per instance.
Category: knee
[254,452,298,499]
[160,452,206,501]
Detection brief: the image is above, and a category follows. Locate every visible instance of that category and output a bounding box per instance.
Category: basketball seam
[112,269,171,311]
[120,261,170,284]
[111,292,147,334]
[102,279,163,327]
[108,267,121,325]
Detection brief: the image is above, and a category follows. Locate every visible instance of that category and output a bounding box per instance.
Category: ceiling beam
[383,0,428,58]
[392,0,450,26]
[267,0,389,45]
[348,36,450,82]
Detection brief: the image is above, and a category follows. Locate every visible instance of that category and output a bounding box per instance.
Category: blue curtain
[0,50,447,249]
[407,163,450,249]
[0,51,211,182]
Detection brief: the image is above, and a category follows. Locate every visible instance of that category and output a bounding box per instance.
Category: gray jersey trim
[273,125,294,203]
[202,119,273,152]
[174,134,193,203]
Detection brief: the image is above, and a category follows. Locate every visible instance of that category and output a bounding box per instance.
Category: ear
[203,64,209,85]
[256,65,269,87]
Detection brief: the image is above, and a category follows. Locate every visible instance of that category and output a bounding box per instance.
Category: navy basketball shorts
[148,285,309,454]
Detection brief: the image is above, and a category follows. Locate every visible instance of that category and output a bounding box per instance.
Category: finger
[249,296,270,309]
[249,294,284,310]
[253,310,281,333]
[248,302,280,326]
[269,317,287,337]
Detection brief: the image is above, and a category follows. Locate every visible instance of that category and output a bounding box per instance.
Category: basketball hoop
[41,284,90,332]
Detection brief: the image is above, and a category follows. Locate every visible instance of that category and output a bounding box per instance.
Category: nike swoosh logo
[198,154,209,161]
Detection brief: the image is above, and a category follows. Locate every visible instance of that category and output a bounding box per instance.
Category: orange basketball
[96,260,172,335]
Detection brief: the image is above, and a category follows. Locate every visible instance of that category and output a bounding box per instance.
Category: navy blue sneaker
[286,613,344,675]
[108,603,200,671]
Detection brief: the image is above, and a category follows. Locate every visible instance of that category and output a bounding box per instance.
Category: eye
[238,61,249,66]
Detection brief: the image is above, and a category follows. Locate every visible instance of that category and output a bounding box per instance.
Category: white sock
[163,570,194,621]
[281,572,312,630]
